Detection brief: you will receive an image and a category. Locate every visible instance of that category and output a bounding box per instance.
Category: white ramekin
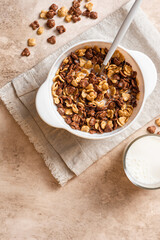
[36,40,157,140]
[123,134,160,190]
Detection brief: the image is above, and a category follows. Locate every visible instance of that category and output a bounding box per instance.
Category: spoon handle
[100,0,142,72]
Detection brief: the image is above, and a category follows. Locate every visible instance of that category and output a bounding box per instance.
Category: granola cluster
[52,46,140,134]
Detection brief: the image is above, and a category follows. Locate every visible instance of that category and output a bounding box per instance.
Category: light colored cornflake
[54,97,60,104]
[81,68,89,76]
[110,86,116,96]
[155,118,160,127]
[77,102,84,108]
[95,122,99,130]
[58,7,68,17]
[86,91,97,102]
[121,104,126,111]
[65,14,72,22]
[108,65,121,76]
[65,108,73,115]
[63,57,69,64]
[106,109,114,119]
[71,79,78,87]
[60,67,68,72]
[81,125,90,132]
[101,48,105,54]
[96,101,104,107]
[53,74,64,82]
[84,60,93,69]
[126,105,133,116]
[55,69,60,75]
[76,48,86,57]
[107,70,114,79]
[52,82,58,91]
[117,117,127,127]
[37,27,44,35]
[94,64,100,73]
[75,76,82,83]
[118,110,125,117]
[86,83,94,91]
[79,58,86,67]
[79,97,85,104]
[52,91,58,97]
[105,62,110,69]
[102,82,109,90]
[71,71,76,77]
[123,64,132,76]
[108,120,113,128]
[101,121,106,129]
[65,100,72,107]
[108,64,118,71]
[76,72,85,79]
[72,104,79,113]
[136,92,140,100]
[28,38,36,47]
[85,2,93,11]
[40,10,47,19]
[86,118,91,126]
[122,92,130,101]
[112,50,125,63]
[93,46,100,53]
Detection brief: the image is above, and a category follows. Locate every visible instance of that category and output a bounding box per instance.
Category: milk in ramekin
[123,135,160,189]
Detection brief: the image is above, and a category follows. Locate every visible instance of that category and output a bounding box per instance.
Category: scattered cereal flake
[58,7,68,17]
[40,10,47,19]
[85,2,93,11]
[37,27,44,35]
[28,38,36,47]
[21,48,30,57]
[65,14,72,22]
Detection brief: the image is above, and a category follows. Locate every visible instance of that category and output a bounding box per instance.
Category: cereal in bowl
[51,46,140,134]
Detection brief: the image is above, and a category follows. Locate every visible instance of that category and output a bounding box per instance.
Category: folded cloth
[1,2,160,185]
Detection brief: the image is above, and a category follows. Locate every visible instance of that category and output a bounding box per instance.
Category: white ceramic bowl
[36,40,157,140]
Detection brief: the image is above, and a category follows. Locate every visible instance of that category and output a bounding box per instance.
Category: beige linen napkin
[1,3,160,185]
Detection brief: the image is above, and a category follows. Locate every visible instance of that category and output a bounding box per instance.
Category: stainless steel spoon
[100,0,143,73]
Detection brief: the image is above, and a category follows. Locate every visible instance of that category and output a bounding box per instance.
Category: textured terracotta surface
[0,1,160,239]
